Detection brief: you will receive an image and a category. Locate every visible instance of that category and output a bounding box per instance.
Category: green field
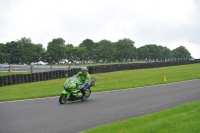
[1,63,200,133]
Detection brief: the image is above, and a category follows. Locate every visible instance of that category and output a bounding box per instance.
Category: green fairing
[64,78,82,90]
[62,90,70,95]
[62,78,82,98]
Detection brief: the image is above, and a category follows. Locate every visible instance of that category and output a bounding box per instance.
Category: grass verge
[85,100,200,133]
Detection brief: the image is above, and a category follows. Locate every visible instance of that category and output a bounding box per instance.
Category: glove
[78,83,88,90]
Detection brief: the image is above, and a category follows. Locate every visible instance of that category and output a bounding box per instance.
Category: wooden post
[51,65,53,71]
[31,65,33,73]
[9,64,12,72]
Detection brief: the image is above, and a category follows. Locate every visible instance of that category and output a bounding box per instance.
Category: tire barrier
[20,74,24,84]
[0,60,200,87]
[8,75,12,85]
[58,70,62,78]
[3,76,8,86]
[31,73,36,82]
[12,75,17,85]
[16,75,21,84]
[24,74,29,83]
[56,70,59,79]
[39,73,43,81]
[43,72,47,81]
[53,71,56,79]
[28,74,32,83]
[0,76,3,87]
[49,71,53,80]
[36,73,40,82]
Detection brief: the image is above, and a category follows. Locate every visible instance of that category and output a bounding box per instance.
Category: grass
[0,72,29,76]
[0,63,200,102]
[85,100,200,133]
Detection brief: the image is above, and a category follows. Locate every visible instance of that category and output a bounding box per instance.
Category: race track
[1,79,200,133]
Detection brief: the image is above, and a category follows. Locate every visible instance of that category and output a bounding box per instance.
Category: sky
[0,0,200,58]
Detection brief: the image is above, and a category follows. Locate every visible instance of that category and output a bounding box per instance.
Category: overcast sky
[0,0,200,58]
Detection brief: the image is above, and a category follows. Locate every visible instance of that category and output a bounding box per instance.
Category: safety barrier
[87,61,199,74]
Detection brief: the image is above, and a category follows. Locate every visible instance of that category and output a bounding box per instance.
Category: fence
[0,64,81,73]
[0,60,199,87]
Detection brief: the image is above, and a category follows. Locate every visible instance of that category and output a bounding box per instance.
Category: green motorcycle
[59,75,96,104]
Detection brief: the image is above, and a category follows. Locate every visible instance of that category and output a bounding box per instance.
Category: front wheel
[59,93,68,104]
[81,89,91,101]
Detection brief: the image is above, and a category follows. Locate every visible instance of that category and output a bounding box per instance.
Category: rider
[75,66,91,98]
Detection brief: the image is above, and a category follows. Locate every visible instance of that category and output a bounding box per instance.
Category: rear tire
[59,93,68,104]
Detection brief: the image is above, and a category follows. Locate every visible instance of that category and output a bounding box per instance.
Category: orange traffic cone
[164,75,167,83]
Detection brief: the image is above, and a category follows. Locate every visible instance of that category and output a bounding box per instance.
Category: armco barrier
[0,61,199,87]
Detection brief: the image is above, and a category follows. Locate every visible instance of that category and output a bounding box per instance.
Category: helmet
[81,66,88,75]
[81,66,88,71]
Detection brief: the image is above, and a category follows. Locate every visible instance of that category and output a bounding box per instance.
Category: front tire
[59,93,68,104]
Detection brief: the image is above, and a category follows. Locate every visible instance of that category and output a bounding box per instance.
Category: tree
[159,46,172,60]
[79,39,96,60]
[65,44,86,63]
[0,43,10,63]
[94,40,115,61]
[47,38,66,64]
[114,38,137,61]
[17,37,45,64]
[172,46,191,59]
[31,44,46,64]
[5,41,22,64]
[145,44,162,59]
[137,46,150,60]
[72,47,86,61]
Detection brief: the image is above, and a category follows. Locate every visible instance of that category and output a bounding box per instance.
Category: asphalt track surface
[1,79,200,133]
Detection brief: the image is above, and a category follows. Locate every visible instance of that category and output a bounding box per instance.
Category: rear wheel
[81,89,91,101]
[59,93,68,104]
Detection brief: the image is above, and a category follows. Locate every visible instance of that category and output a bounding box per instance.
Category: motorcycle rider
[75,66,91,99]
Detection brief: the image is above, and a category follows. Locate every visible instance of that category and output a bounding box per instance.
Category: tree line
[0,37,192,64]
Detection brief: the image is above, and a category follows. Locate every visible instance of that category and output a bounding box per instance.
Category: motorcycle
[59,75,96,104]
